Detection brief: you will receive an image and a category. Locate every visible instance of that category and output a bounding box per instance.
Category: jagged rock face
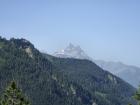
[53,43,92,60]
[25,47,33,58]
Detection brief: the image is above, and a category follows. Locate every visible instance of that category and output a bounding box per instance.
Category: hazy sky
[0,0,140,67]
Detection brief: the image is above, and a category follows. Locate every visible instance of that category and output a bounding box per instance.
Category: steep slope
[94,60,140,87]
[53,44,140,87]
[0,37,93,105]
[44,54,137,105]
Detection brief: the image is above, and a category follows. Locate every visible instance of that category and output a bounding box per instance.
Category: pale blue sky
[0,0,140,67]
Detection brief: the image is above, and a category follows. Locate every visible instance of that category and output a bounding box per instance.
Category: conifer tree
[128,86,140,105]
[0,81,31,105]
[134,86,140,105]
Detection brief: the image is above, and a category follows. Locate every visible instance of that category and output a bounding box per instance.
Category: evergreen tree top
[0,81,31,105]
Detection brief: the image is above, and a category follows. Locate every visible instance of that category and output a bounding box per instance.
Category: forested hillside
[44,54,137,105]
[0,36,136,105]
[0,37,88,105]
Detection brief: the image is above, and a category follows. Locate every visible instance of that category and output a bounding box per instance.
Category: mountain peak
[68,43,75,48]
[53,44,92,60]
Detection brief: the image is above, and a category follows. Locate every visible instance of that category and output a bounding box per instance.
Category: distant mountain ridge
[53,43,140,87]
[95,60,140,88]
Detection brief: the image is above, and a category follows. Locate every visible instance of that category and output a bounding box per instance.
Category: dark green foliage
[133,86,140,105]
[0,37,84,105]
[134,88,140,101]
[128,86,140,105]
[0,81,30,105]
[0,36,137,105]
[43,54,137,105]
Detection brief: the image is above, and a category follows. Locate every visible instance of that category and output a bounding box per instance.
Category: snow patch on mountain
[53,43,92,60]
